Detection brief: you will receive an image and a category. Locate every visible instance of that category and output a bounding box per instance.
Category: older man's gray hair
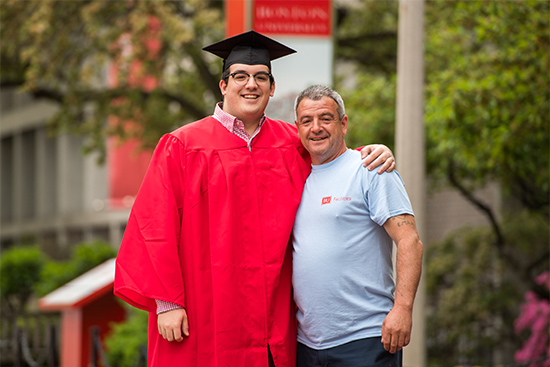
[294,85,346,121]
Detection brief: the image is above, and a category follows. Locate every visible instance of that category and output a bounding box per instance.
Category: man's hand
[381,304,412,354]
[158,308,189,342]
[360,144,395,173]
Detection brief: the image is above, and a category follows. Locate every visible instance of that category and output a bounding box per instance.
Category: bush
[105,305,149,367]
[37,240,117,296]
[0,246,45,313]
[72,240,118,274]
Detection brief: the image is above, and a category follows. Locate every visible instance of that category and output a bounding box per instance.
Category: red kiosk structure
[39,258,126,367]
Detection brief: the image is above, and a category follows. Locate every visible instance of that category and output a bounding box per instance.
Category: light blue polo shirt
[292,149,414,350]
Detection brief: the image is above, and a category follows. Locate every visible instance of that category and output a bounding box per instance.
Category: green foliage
[337,0,549,216]
[0,241,116,313]
[71,240,118,274]
[104,305,149,367]
[37,240,117,296]
[335,0,398,75]
[0,0,224,159]
[340,73,396,150]
[0,246,45,312]
[426,228,519,365]
[501,210,550,278]
[424,0,549,214]
[426,211,549,366]
[37,261,73,297]
[333,1,398,149]
[422,1,549,361]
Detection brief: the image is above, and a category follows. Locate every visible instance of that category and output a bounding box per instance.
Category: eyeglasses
[229,71,272,85]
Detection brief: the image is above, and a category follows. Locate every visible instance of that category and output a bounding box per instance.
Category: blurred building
[0,87,150,258]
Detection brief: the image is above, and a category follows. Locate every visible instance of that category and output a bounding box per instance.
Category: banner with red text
[253,0,331,36]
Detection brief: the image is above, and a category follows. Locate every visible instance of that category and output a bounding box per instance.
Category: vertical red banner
[225,0,248,37]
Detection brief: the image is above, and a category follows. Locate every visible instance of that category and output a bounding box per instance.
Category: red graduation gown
[114,116,311,366]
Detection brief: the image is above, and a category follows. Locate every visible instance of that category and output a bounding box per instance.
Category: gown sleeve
[114,134,186,312]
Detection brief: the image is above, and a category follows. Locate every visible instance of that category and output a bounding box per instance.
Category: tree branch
[185,40,222,100]
[9,84,208,121]
[0,78,26,88]
[29,88,65,103]
[448,163,506,250]
[337,32,397,46]
[448,162,549,300]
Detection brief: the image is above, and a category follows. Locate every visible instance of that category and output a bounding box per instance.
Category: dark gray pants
[297,337,402,367]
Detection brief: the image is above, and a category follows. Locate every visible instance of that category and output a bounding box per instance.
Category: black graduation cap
[202,30,296,72]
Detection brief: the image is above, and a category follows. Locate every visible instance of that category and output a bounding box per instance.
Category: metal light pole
[395,0,426,366]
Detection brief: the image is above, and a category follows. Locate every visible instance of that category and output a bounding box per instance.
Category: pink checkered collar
[213,102,266,139]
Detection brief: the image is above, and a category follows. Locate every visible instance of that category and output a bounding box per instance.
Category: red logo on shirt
[322,196,332,205]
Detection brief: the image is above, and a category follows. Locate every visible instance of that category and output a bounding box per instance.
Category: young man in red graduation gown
[114,31,395,367]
